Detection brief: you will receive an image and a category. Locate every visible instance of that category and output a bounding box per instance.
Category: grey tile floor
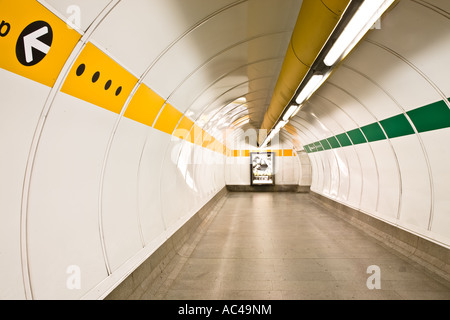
[144,192,450,300]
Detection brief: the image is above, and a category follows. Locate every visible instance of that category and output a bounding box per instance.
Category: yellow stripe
[173,116,195,140]
[61,42,137,114]
[185,125,202,145]
[124,84,165,127]
[194,129,206,147]
[0,1,225,156]
[153,103,183,135]
[0,0,80,87]
[201,132,211,148]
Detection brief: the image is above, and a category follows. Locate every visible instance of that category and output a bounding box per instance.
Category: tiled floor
[143,192,450,300]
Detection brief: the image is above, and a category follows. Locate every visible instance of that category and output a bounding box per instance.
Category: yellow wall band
[0,0,80,87]
[61,42,138,114]
[153,103,183,135]
[0,1,226,156]
[174,116,195,141]
[125,84,165,127]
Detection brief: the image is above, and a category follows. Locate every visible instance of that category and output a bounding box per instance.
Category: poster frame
[250,151,276,186]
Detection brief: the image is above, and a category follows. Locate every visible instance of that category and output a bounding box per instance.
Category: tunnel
[1,0,449,301]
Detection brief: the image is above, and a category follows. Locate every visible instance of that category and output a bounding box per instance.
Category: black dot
[105,80,112,90]
[115,86,122,96]
[76,64,85,76]
[92,71,100,83]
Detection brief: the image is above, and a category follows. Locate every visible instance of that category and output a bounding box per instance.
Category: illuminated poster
[250,152,275,185]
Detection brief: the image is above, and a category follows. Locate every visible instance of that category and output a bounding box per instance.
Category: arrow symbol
[23,26,51,63]
[16,21,53,66]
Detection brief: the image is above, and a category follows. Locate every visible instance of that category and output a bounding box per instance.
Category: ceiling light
[282,104,301,121]
[274,120,288,132]
[295,74,323,105]
[324,0,395,67]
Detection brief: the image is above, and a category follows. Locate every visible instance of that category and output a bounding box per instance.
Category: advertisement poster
[250,152,275,185]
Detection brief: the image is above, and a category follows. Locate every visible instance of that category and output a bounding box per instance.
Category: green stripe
[320,139,332,150]
[347,128,367,145]
[314,142,324,151]
[327,136,341,148]
[336,133,352,147]
[303,98,450,154]
[407,100,450,133]
[380,113,414,138]
[304,145,311,153]
[361,122,386,142]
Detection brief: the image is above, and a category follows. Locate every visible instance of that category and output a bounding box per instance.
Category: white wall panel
[279,156,299,185]
[292,154,301,185]
[327,150,340,198]
[329,66,404,120]
[344,42,442,111]
[312,90,360,132]
[144,4,250,98]
[101,117,148,272]
[303,101,350,200]
[342,146,363,209]
[195,85,250,123]
[91,0,237,77]
[390,135,432,234]
[297,151,312,186]
[420,129,450,244]
[322,82,376,127]
[160,138,193,230]
[137,130,168,246]
[320,152,331,196]
[0,69,50,299]
[369,140,400,222]
[177,141,199,215]
[368,0,450,97]
[225,157,248,185]
[355,144,378,214]
[333,149,349,202]
[169,34,288,111]
[308,153,321,194]
[27,93,112,299]
[307,99,348,135]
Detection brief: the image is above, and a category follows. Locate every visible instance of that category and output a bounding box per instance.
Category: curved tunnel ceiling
[43,0,304,140]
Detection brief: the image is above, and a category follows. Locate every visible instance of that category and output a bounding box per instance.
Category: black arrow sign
[16,21,53,66]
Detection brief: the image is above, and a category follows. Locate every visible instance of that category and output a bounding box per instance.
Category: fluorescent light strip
[262,119,289,147]
[274,120,288,132]
[282,104,300,121]
[295,74,324,105]
[324,0,395,67]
